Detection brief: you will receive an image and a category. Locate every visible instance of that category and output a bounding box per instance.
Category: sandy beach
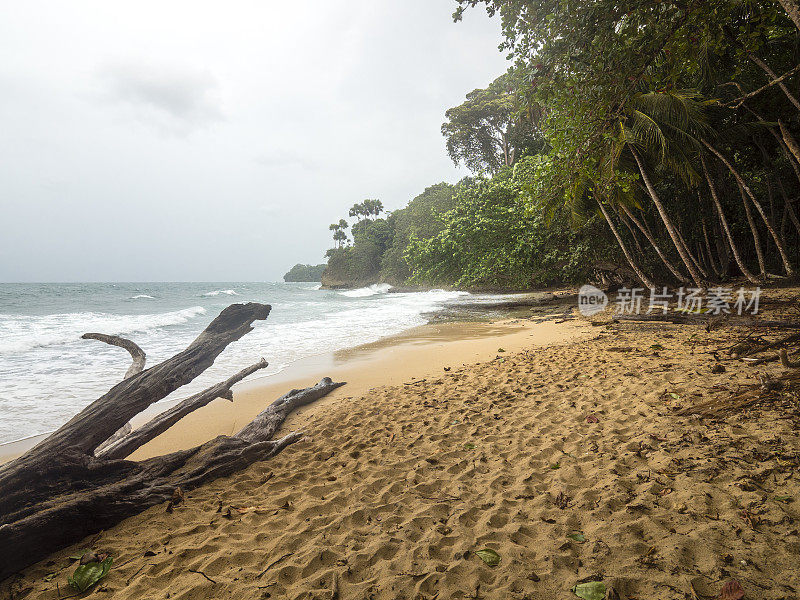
[3,294,800,600]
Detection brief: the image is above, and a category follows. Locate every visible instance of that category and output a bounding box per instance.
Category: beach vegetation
[322,1,800,290]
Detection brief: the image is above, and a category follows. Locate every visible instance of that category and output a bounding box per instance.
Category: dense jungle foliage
[323,0,800,290]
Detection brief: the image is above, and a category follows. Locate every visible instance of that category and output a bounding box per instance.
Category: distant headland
[283,263,326,282]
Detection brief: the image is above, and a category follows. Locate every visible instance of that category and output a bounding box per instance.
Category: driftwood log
[0,303,345,582]
[612,313,800,328]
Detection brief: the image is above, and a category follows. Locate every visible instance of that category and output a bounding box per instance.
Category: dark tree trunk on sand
[0,303,345,582]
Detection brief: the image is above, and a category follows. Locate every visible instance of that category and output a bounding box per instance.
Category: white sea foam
[0,306,207,355]
[0,282,494,445]
[131,294,155,299]
[202,289,238,297]
[338,283,393,298]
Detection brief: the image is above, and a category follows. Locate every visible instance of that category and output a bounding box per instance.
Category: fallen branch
[82,333,147,454]
[612,313,709,325]
[97,359,270,460]
[734,332,800,359]
[0,303,346,582]
[613,313,800,329]
[81,333,146,379]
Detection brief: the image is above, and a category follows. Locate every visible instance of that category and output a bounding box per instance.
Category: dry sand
[3,300,800,600]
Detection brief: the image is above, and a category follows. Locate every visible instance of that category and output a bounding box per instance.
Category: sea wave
[202,289,238,297]
[0,306,207,355]
[338,283,392,298]
[130,294,154,299]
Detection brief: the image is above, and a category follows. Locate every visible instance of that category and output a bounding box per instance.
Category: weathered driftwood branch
[236,377,346,442]
[612,313,800,329]
[36,303,270,459]
[97,359,270,460]
[83,333,148,455]
[734,332,800,359]
[0,303,346,582]
[81,333,147,379]
[612,313,705,325]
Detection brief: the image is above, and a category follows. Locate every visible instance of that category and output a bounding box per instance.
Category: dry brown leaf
[719,580,745,600]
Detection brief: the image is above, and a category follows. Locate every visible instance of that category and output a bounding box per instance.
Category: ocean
[0,282,483,444]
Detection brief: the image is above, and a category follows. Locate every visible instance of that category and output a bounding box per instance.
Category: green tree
[442,72,541,174]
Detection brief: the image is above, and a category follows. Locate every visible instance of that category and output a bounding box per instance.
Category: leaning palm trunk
[630,146,705,287]
[620,204,688,283]
[702,220,722,279]
[700,155,761,284]
[597,200,656,288]
[739,182,767,277]
[742,105,800,186]
[614,204,645,253]
[703,141,795,277]
[675,226,709,280]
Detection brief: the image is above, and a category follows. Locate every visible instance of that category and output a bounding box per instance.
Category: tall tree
[442,72,540,173]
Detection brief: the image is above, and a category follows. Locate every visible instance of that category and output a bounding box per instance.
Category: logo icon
[578,284,608,316]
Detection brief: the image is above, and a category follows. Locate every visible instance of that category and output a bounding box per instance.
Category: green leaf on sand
[68,556,113,592]
[669,393,681,400]
[774,495,793,503]
[550,463,561,470]
[650,344,664,350]
[464,443,476,450]
[572,581,606,600]
[475,549,501,567]
[567,533,586,542]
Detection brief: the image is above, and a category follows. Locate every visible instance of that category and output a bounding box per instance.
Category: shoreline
[129,315,592,460]
[0,307,587,463]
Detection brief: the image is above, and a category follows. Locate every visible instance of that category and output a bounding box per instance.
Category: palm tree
[607,90,714,287]
[329,221,350,249]
[702,140,795,277]
[699,154,761,284]
[597,200,657,288]
[619,203,689,283]
[348,203,365,221]
[555,172,657,289]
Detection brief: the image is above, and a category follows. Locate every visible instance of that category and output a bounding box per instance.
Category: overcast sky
[0,1,507,282]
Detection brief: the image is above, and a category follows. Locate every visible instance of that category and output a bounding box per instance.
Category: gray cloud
[98,62,223,135]
[0,1,507,282]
